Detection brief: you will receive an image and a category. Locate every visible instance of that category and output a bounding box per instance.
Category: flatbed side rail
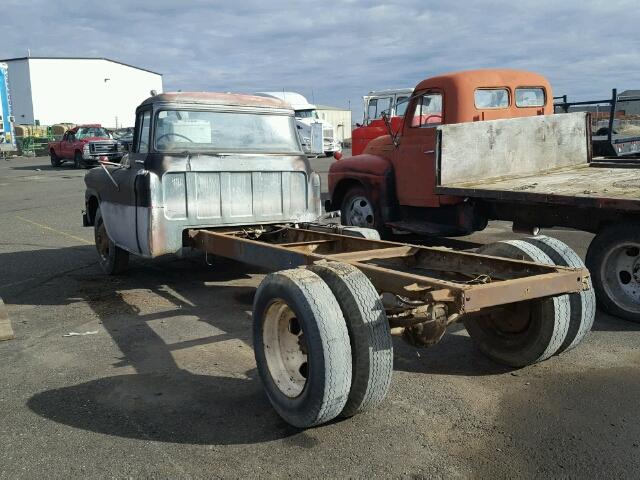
[188,227,588,313]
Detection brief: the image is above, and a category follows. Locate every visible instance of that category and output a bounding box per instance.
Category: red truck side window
[411,93,442,127]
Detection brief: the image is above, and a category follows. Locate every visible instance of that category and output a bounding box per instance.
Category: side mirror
[333,151,343,160]
[381,112,399,148]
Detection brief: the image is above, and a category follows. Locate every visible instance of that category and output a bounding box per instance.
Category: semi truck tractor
[257,91,341,157]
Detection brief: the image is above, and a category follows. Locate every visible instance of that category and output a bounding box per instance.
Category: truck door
[392,91,442,207]
[98,109,151,254]
[63,132,76,159]
[59,132,69,158]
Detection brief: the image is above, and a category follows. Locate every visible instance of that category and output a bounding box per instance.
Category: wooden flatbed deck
[436,162,640,211]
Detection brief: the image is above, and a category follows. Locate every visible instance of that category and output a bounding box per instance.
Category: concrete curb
[0,298,15,341]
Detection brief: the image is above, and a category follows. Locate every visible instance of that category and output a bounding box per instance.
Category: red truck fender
[327,154,398,225]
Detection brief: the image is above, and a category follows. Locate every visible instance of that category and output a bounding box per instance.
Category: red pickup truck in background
[49,124,123,168]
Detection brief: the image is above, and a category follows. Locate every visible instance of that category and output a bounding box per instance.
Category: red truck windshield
[76,127,111,139]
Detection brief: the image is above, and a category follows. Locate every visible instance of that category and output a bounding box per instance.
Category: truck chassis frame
[188,225,588,315]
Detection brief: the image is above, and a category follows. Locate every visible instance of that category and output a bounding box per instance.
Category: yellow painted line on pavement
[15,215,92,245]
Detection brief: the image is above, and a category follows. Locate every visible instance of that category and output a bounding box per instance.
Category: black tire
[308,261,393,417]
[340,185,384,233]
[74,151,83,169]
[586,223,640,322]
[522,235,595,352]
[94,207,129,275]
[50,149,61,167]
[253,269,352,428]
[464,240,571,367]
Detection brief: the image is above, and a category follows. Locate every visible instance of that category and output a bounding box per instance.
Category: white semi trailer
[257,91,341,157]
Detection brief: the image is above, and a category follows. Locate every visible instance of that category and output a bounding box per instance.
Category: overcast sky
[4,0,640,118]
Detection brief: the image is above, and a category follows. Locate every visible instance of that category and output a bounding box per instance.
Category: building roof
[0,56,161,76]
[140,92,291,110]
[619,90,640,100]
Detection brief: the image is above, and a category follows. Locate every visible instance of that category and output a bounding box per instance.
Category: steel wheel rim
[478,301,532,337]
[263,299,308,398]
[345,195,375,228]
[602,242,640,313]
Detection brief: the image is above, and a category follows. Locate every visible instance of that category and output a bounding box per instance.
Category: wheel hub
[346,196,374,228]
[605,244,640,307]
[263,300,308,398]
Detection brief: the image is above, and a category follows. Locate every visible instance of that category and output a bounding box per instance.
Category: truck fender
[328,154,397,222]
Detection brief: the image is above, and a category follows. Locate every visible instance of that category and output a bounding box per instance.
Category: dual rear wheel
[253,263,393,428]
[464,237,595,367]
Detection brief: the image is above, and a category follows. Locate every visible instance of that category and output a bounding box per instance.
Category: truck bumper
[82,153,123,163]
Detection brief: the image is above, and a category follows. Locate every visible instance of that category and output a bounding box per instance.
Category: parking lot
[1,154,639,478]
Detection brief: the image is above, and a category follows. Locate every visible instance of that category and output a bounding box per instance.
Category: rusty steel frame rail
[187,227,588,314]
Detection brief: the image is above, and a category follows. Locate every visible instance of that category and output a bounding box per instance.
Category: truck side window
[367,99,378,123]
[395,97,409,117]
[137,111,151,153]
[411,93,443,127]
[378,97,392,117]
[367,97,392,123]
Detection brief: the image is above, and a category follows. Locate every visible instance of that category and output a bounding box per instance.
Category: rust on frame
[188,227,588,316]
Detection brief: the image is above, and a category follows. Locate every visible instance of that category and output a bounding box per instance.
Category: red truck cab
[328,69,553,235]
[49,124,123,168]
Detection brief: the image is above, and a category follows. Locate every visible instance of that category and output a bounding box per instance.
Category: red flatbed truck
[327,69,640,321]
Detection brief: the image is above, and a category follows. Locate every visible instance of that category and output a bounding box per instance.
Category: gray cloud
[3,0,640,120]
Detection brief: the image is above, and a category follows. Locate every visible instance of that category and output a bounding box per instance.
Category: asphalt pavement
[1,155,639,479]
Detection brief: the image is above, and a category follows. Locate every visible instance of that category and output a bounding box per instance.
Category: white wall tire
[523,235,595,352]
[308,261,393,417]
[253,269,352,428]
[464,240,571,367]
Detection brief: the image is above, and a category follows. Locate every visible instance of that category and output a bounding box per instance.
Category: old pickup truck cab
[329,68,640,322]
[49,124,123,168]
[329,69,553,236]
[83,92,322,273]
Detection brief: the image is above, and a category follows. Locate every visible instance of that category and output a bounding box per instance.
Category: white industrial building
[0,56,163,128]
[315,105,352,144]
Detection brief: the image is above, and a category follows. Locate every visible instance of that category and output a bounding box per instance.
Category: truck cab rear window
[515,87,545,107]
[474,89,509,109]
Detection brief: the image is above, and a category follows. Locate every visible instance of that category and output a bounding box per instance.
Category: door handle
[423,150,434,154]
